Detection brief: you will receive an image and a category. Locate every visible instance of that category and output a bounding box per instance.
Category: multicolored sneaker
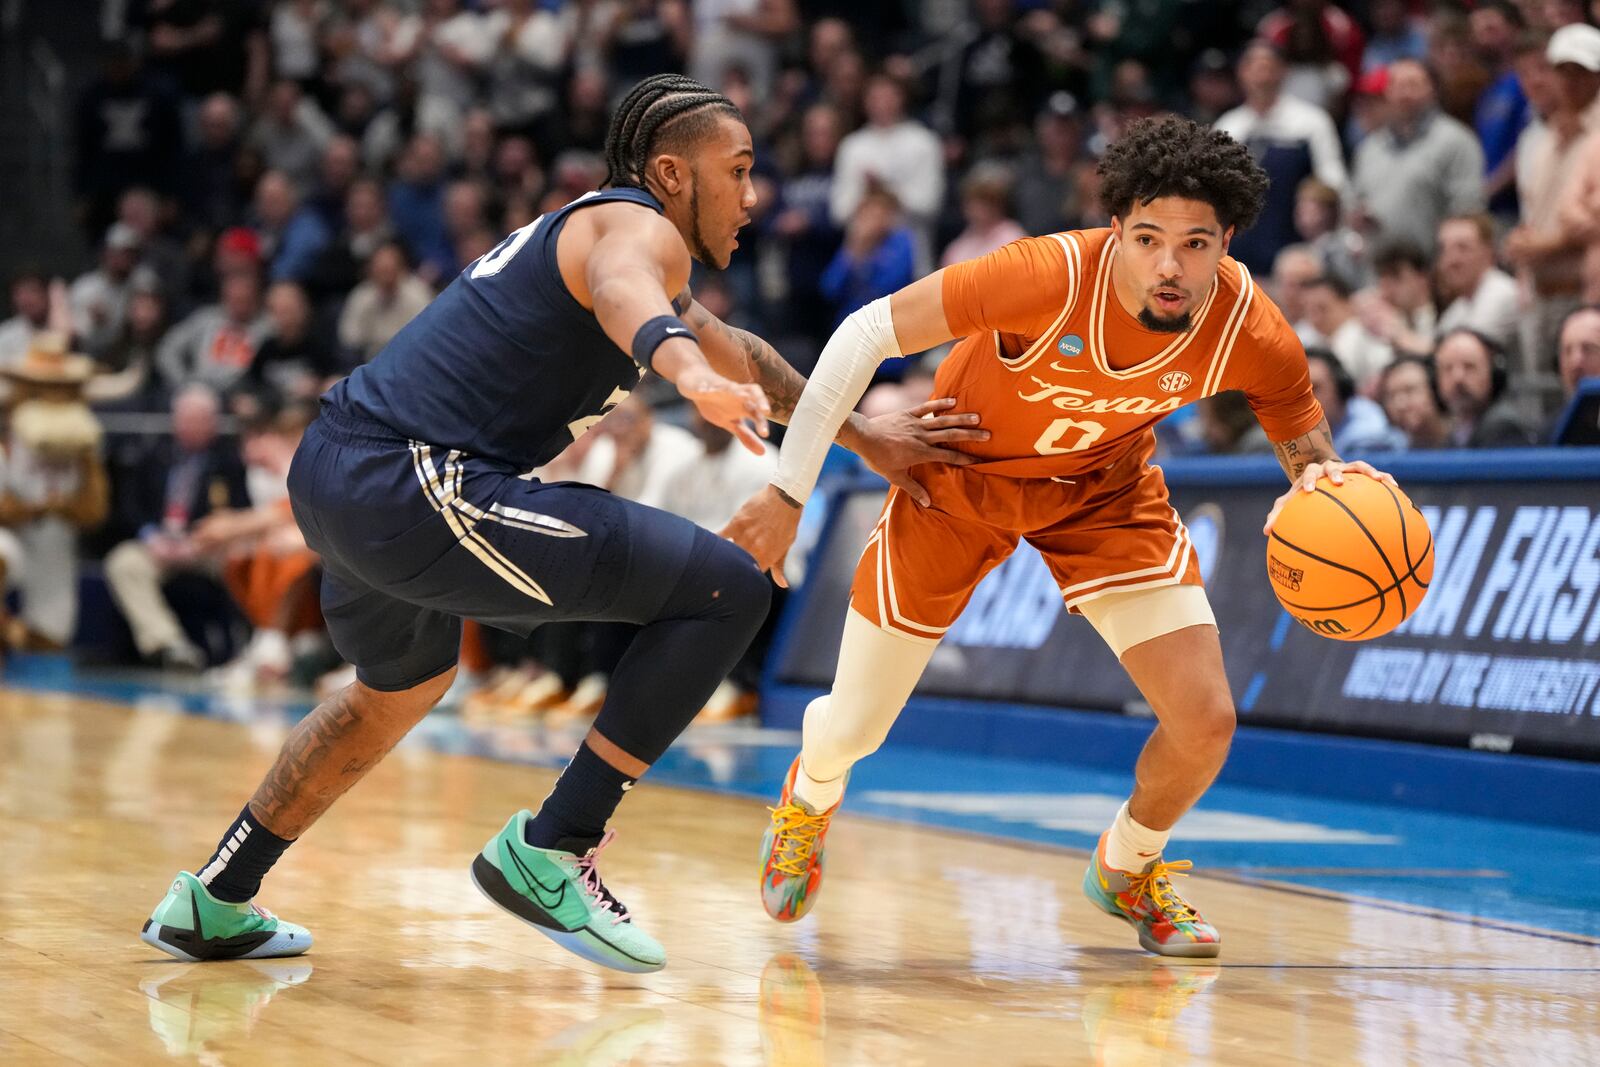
[759,757,841,922]
[1083,832,1221,958]
[140,872,312,962]
[470,810,665,973]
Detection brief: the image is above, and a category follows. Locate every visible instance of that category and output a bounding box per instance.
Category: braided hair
[602,74,745,190]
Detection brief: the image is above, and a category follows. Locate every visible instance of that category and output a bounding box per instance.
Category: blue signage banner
[773,451,1600,760]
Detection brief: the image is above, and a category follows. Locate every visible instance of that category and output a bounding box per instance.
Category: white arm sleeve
[770,297,902,505]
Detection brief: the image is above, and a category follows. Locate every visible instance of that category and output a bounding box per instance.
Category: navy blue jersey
[328,186,677,470]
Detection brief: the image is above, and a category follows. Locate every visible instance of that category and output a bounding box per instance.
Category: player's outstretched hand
[856,397,988,508]
[719,484,802,588]
[1263,460,1398,535]
[680,374,771,455]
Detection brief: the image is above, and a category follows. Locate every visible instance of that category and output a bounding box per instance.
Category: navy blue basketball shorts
[288,406,713,692]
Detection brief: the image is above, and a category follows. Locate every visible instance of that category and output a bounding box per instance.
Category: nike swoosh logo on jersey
[1048,361,1089,373]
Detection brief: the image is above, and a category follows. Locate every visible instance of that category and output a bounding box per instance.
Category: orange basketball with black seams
[1265,475,1433,641]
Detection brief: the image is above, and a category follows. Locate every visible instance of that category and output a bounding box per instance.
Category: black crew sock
[524,742,636,852]
[196,805,295,903]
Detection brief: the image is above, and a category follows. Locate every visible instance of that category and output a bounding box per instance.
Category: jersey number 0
[1033,417,1108,455]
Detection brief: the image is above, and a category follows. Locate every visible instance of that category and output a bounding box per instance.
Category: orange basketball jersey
[934,228,1323,478]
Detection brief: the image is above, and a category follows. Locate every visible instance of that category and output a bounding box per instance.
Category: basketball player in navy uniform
[140,75,986,973]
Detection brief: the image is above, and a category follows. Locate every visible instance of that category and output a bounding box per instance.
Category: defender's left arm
[677,294,816,429]
[1262,417,1397,534]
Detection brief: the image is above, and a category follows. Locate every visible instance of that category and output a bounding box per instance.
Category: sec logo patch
[1158,371,1192,393]
[1056,334,1084,357]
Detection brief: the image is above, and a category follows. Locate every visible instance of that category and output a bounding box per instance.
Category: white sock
[1103,801,1170,873]
[793,757,846,812]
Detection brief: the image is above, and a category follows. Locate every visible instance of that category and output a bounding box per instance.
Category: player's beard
[686,178,724,269]
[1139,279,1193,333]
[1138,306,1193,333]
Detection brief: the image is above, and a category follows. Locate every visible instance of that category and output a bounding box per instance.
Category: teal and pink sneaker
[758,757,841,922]
[470,810,666,973]
[140,871,312,962]
[1083,832,1222,958]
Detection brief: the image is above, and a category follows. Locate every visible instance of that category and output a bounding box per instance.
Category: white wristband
[771,297,902,504]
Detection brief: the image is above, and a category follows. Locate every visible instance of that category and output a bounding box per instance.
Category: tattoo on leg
[248,691,400,838]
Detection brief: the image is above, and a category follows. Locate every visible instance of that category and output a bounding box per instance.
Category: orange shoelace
[1124,859,1201,924]
[766,804,830,877]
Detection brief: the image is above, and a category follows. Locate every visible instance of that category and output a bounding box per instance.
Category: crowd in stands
[3,0,1600,710]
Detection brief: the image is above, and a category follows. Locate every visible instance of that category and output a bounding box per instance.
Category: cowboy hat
[2,332,94,386]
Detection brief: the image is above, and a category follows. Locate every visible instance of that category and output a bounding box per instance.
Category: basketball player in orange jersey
[725,117,1397,958]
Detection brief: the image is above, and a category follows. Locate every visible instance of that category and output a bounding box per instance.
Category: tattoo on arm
[682,299,823,429]
[1271,418,1339,482]
[682,297,868,448]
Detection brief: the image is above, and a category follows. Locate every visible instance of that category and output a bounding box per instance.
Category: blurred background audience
[2,0,1597,711]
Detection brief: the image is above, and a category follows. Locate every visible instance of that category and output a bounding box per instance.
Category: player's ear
[1220,225,1234,255]
[1110,215,1122,239]
[652,153,686,197]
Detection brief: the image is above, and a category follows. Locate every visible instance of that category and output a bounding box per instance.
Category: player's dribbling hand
[1263,460,1398,535]
[680,375,772,455]
[857,397,988,508]
[719,484,802,588]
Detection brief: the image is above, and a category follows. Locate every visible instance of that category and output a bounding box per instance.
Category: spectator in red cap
[1351,57,1485,255]
[216,227,263,275]
[1346,65,1390,147]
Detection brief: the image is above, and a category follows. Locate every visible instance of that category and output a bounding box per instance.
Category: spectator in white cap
[68,222,143,358]
[1547,25,1600,305]
[1506,22,1600,368]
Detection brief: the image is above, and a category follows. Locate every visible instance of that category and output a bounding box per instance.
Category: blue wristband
[630,315,694,373]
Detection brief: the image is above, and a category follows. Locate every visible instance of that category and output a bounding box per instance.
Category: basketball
[1265,475,1433,641]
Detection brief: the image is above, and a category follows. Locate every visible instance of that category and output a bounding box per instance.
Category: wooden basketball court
[3,688,1598,1066]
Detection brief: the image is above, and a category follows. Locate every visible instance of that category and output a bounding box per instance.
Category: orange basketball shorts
[850,458,1203,643]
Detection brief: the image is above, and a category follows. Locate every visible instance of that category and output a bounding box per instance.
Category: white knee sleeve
[799,609,938,781]
[1078,583,1216,659]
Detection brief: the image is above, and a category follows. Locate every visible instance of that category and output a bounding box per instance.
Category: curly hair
[1096,116,1269,232]
[602,74,744,191]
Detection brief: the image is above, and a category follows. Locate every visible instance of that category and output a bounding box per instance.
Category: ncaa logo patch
[1057,334,1084,357]
[1158,371,1192,393]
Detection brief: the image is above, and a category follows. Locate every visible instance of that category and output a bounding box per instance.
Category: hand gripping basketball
[1263,463,1434,641]
[1262,461,1396,536]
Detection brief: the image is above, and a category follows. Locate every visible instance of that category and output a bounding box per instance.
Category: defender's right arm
[583,211,772,454]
